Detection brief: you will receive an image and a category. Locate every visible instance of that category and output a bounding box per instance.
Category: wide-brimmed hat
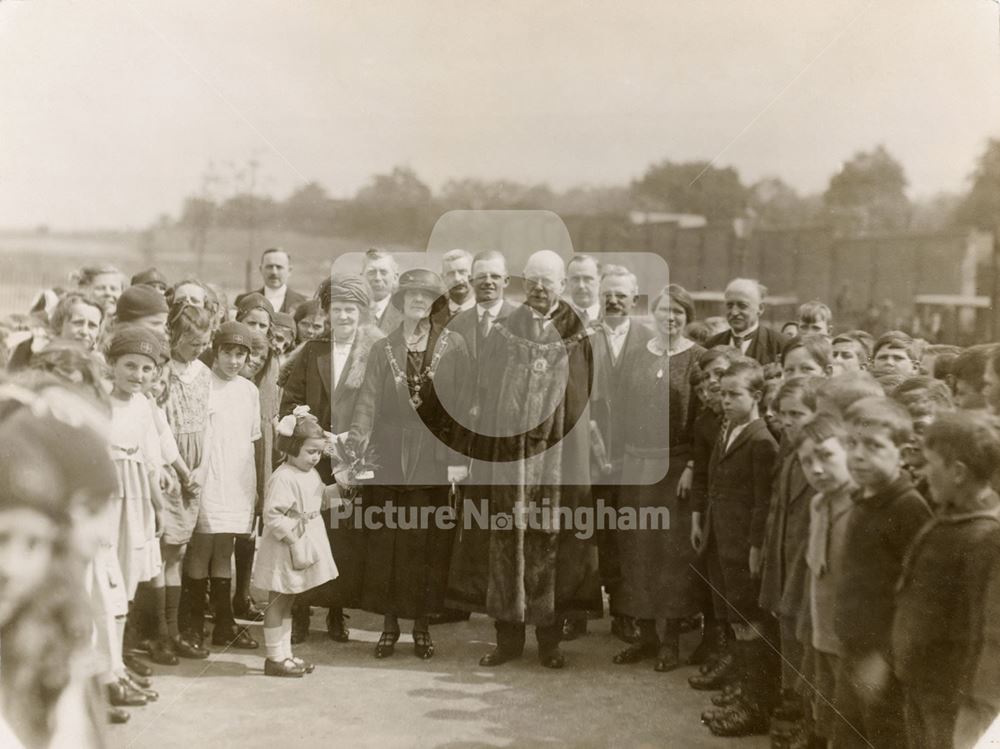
[390,269,444,310]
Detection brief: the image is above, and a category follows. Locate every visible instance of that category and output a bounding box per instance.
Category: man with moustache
[431,249,476,326]
[588,264,654,644]
[474,250,602,669]
[236,247,306,314]
[567,254,602,325]
[445,250,518,617]
[704,278,786,365]
[363,248,404,333]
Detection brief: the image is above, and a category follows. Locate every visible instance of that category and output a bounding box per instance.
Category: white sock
[279,617,293,660]
[263,626,283,660]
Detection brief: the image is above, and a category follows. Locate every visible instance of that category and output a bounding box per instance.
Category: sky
[1,0,998,230]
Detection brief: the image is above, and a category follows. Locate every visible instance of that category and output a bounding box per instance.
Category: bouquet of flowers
[323,432,379,490]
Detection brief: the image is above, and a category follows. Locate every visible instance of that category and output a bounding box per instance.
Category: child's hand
[748,546,762,577]
[182,478,201,501]
[334,469,353,493]
[159,470,177,496]
[853,652,891,703]
[154,508,165,539]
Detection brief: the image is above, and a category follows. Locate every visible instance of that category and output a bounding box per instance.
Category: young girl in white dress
[252,406,339,677]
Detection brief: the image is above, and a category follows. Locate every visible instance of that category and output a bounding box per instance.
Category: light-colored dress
[251,463,338,595]
[195,373,261,534]
[163,358,211,544]
[109,394,162,599]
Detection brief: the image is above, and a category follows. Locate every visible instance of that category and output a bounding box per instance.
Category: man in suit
[444,250,518,620]
[704,278,786,365]
[363,247,404,334]
[589,264,654,644]
[566,254,602,324]
[431,249,476,326]
[236,247,307,314]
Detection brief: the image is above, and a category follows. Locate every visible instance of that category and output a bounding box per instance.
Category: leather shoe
[711,683,745,707]
[232,597,265,622]
[478,647,521,667]
[611,616,639,644]
[539,649,566,669]
[413,630,435,660]
[613,641,657,665]
[173,633,209,659]
[326,609,350,642]
[144,638,179,666]
[707,699,769,737]
[264,657,304,678]
[688,652,736,690]
[374,631,400,659]
[108,707,130,724]
[122,654,152,678]
[120,676,157,702]
[212,625,259,650]
[290,656,315,674]
[107,681,146,707]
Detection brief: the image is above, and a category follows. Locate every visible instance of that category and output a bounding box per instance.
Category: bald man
[704,278,786,365]
[472,249,602,669]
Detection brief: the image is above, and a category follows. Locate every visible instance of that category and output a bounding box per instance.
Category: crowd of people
[0,244,999,749]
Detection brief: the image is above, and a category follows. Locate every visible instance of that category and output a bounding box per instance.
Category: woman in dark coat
[279,275,384,643]
[613,283,704,671]
[346,269,471,660]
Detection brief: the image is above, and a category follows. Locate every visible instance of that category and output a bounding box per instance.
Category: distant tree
[438,179,557,210]
[282,182,338,234]
[216,193,279,229]
[823,145,911,236]
[953,138,1000,231]
[346,166,435,243]
[552,185,631,216]
[631,160,748,222]
[747,177,818,227]
[910,192,963,232]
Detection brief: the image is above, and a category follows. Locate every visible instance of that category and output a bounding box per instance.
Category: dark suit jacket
[236,286,308,315]
[374,300,404,335]
[445,301,518,363]
[705,325,786,366]
[759,448,813,616]
[279,325,384,480]
[589,319,655,473]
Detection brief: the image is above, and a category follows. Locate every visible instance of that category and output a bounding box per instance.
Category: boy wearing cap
[182,321,262,650]
[116,285,170,338]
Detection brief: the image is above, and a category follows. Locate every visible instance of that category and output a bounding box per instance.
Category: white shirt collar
[731,323,758,340]
[263,284,287,305]
[372,295,390,319]
[478,299,503,318]
[449,297,475,314]
[604,318,630,337]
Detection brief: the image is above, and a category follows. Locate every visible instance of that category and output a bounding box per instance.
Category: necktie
[732,333,745,348]
[478,310,491,340]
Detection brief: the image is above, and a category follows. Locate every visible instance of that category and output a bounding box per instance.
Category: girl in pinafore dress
[252,406,339,677]
[162,304,213,658]
[106,328,166,676]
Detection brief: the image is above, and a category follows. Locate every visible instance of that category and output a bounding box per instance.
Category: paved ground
[109,610,768,749]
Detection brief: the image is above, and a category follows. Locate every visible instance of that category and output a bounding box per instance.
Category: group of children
[3,263,1000,749]
[1,268,347,731]
[682,300,1000,748]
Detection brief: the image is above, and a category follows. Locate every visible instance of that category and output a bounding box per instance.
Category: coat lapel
[719,419,762,462]
[315,344,332,399]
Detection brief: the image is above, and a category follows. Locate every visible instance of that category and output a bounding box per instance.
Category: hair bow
[276,414,297,437]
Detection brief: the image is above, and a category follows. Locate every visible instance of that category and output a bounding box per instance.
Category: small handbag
[289,521,319,571]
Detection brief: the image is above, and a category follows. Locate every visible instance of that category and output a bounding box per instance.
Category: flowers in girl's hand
[324,432,379,483]
[277,405,312,437]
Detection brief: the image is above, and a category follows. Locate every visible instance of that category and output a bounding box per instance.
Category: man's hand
[677,465,693,500]
[690,512,703,552]
[749,546,762,577]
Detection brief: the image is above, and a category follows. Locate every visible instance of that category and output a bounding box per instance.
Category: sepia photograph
[1,1,1000,747]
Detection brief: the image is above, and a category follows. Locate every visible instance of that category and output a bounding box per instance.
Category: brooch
[532,358,548,374]
[656,368,664,380]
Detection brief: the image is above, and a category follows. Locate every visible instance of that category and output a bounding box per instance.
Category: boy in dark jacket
[833,397,931,748]
[893,410,1000,748]
[694,357,779,737]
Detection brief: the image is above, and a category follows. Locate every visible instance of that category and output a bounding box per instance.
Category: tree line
[175,139,1000,247]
